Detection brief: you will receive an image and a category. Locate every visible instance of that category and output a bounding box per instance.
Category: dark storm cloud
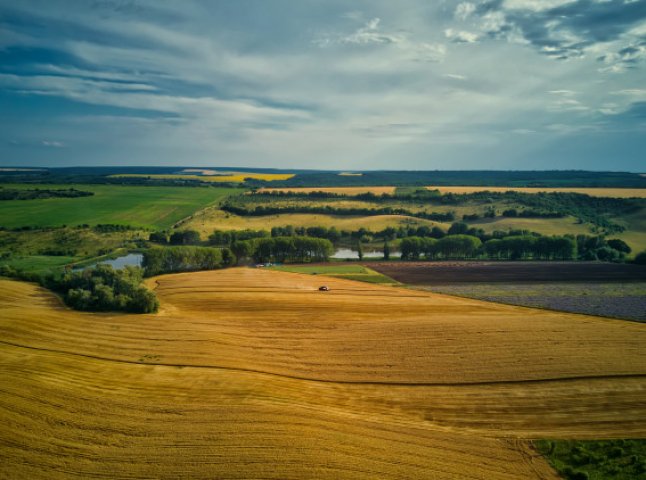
[476,0,646,61]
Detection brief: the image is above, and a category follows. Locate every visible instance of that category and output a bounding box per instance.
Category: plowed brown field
[1,268,645,479]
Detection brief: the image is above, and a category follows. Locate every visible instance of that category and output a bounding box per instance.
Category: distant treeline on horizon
[1,167,645,188]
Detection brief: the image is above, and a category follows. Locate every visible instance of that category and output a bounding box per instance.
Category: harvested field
[1,269,645,479]
[370,261,646,284]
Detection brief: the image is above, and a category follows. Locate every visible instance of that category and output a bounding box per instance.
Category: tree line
[151,219,635,262]
[400,234,576,260]
[0,187,94,201]
[220,202,455,222]
[231,236,334,264]
[142,246,235,276]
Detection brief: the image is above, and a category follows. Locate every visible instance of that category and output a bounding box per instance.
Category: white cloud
[454,3,476,21]
[42,140,65,148]
[443,73,468,81]
[503,0,576,11]
[445,29,479,44]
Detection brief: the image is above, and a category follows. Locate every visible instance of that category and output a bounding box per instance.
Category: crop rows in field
[0,184,238,229]
[1,269,645,478]
[418,282,646,323]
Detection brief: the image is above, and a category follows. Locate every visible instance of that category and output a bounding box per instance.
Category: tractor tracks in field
[1,338,645,389]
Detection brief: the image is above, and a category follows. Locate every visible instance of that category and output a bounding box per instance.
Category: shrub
[51,265,157,313]
[634,250,646,265]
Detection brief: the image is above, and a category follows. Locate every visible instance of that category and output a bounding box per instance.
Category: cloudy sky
[1,0,645,171]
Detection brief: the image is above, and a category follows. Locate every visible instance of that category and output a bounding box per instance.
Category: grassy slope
[2,255,79,274]
[0,184,239,230]
[184,208,602,243]
[2,270,645,478]
[183,208,451,233]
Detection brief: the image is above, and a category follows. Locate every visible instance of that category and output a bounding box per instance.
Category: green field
[1,255,79,275]
[269,264,397,284]
[535,439,646,480]
[0,185,239,230]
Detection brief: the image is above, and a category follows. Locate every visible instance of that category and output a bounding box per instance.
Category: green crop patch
[0,184,240,230]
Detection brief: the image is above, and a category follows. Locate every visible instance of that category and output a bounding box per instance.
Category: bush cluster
[49,265,158,313]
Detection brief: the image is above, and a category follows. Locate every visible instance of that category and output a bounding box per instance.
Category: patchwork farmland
[1,268,644,479]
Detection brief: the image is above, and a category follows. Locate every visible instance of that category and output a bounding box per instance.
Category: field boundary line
[2,339,645,388]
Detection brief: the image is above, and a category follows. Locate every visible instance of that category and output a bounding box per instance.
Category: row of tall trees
[142,246,235,276]
[484,236,576,260]
[400,234,578,260]
[400,235,483,260]
[221,202,455,222]
[231,236,333,264]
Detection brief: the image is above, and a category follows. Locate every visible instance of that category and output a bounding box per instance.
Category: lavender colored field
[418,282,646,323]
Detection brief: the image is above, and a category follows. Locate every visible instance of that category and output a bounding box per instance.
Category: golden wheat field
[111,172,294,182]
[1,269,645,479]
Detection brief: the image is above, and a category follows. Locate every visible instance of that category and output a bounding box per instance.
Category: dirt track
[369,261,646,284]
[1,269,645,479]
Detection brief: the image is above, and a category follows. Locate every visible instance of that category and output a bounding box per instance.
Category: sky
[0,0,645,171]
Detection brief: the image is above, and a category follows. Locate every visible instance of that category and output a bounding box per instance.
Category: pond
[75,253,143,271]
[332,248,401,259]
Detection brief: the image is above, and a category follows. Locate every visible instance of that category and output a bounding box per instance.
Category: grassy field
[182,208,450,234]
[269,264,397,284]
[182,207,608,245]
[111,172,294,182]
[1,268,645,478]
[1,254,79,274]
[0,184,238,229]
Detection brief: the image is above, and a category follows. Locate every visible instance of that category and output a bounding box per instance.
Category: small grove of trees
[231,236,333,264]
[169,230,201,245]
[48,265,158,313]
[142,246,235,276]
[208,229,270,246]
[576,235,630,262]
